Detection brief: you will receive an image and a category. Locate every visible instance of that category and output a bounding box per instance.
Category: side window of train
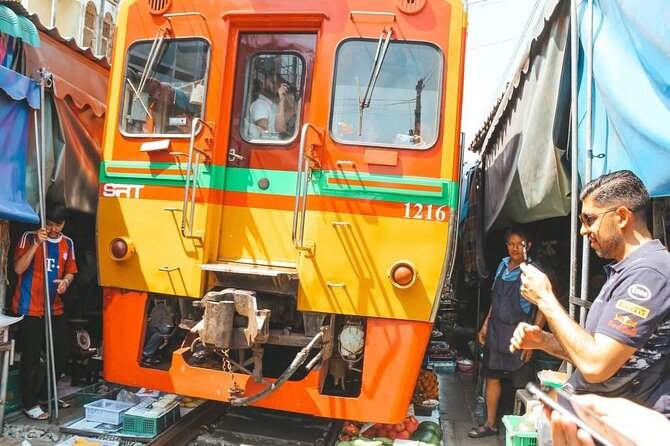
[330,39,443,149]
[240,53,305,144]
[120,38,210,137]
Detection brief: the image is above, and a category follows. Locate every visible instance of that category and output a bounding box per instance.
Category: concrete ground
[439,372,504,446]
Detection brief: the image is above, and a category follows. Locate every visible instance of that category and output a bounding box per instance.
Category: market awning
[577,0,670,198]
[476,0,571,232]
[0,64,40,223]
[0,3,39,47]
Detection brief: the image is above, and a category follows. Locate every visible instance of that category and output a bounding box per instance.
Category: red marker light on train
[109,237,134,261]
[389,261,417,289]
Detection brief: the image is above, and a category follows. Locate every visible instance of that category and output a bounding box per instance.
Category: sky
[461,0,541,157]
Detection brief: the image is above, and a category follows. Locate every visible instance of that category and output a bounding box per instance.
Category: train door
[217,33,317,270]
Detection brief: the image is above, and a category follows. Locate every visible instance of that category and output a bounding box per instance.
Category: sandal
[38,398,71,409]
[24,405,49,420]
[468,424,498,438]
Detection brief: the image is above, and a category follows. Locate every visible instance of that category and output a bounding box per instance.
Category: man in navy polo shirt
[510,170,670,412]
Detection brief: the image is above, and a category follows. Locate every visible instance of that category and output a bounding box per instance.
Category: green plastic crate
[121,403,181,437]
[74,381,123,406]
[6,367,22,412]
[502,415,537,446]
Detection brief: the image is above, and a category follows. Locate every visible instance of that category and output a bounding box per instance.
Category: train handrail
[181,117,212,239]
[292,123,323,251]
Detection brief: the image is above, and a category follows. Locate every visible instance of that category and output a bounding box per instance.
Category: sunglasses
[578,208,617,227]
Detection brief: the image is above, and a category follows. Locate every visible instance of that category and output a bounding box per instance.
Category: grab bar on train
[181,118,212,239]
[292,123,323,252]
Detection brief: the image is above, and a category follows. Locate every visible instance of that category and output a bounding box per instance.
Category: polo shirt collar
[604,239,664,274]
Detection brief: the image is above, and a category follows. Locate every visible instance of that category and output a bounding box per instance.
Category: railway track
[147,402,343,446]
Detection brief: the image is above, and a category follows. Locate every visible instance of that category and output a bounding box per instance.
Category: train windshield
[330,39,442,149]
[120,38,210,137]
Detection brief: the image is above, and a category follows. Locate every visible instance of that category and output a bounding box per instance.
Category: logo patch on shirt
[63,252,68,261]
[615,300,650,319]
[627,284,652,301]
[613,314,638,328]
[608,317,637,336]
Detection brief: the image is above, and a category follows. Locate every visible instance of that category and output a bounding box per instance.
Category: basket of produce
[337,416,420,443]
[412,369,439,405]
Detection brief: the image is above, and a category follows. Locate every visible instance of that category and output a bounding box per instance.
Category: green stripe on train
[100,162,459,206]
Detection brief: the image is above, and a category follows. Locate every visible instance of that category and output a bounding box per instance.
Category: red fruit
[373,423,384,430]
[397,430,411,439]
[343,425,360,436]
[361,429,375,438]
[394,423,405,432]
[387,431,398,440]
[339,434,351,441]
[376,429,387,438]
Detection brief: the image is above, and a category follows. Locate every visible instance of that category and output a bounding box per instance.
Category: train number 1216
[403,203,448,221]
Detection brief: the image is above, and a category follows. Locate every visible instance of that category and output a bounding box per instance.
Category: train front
[97,0,466,423]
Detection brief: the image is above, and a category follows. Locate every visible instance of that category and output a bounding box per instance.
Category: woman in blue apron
[469,226,546,439]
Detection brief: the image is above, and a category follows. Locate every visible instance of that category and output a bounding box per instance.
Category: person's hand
[520,349,533,362]
[478,322,488,346]
[35,228,48,245]
[548,394,670,446]
[519,263,554,306]
[509,322,545,353]
[54,278,69,295]
[278,83,289,99]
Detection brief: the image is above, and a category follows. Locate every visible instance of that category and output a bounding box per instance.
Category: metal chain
[221,349,244,398]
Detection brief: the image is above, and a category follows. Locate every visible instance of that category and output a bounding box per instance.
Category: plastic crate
[122,403,181,437]
[431,360,457,374]
[84,399,136,425]
[6,368,22,412]
[502,415,537,446]
[75,381,123,406]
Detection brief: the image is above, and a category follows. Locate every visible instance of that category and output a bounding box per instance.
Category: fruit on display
[338,416,420,444]
[409,420,443,445]
[412,368,439,403]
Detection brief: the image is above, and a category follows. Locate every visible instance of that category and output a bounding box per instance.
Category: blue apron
[486,262,536,372]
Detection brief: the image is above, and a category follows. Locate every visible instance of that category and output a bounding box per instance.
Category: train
[97,0,466,423]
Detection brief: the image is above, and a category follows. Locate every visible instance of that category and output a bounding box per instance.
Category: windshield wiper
[358,27,392,134]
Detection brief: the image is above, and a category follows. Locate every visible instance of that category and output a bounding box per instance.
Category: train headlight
[388,261,417,289]
[109,237,135,261]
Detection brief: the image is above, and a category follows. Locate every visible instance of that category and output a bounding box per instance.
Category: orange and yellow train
[97,0,466,423]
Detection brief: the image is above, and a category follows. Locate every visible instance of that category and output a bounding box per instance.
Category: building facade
[20,0,118,59]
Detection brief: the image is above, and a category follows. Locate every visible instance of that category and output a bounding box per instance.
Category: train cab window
[120,38,210,137]
[330,39,443,149]
[241,53,304,144]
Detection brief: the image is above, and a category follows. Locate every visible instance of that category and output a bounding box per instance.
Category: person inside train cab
[246,58,295,140]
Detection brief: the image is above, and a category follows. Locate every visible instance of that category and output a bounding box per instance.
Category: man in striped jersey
[12,204,77,420]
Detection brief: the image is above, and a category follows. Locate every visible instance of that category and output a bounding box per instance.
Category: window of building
[330,39,443,149]
[82,2,98,49]
[240,53,304,144]
[101,13,114,59]
[120,38,210,136]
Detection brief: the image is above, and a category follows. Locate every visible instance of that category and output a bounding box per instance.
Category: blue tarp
[0,64,40,223]
[578,0,670,197]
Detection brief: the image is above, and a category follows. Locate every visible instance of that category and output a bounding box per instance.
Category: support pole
[578,0,594,327]
[36,71,59,422]
[567,0,581,376]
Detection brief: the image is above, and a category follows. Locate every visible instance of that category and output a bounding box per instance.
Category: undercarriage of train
[142,282,367,404]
